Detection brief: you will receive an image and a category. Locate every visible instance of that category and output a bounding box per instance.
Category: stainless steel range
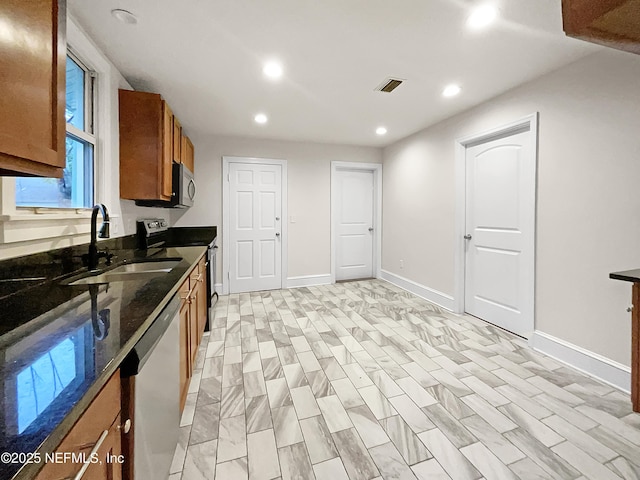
[136,219,218,321]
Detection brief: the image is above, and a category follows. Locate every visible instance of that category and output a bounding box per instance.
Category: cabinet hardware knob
[118,419,131,434]
[627,306,633,312]
[464,234,472,240]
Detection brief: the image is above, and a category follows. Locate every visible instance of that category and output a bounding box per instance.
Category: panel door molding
[454,114,538,339]
[222,157,288,295]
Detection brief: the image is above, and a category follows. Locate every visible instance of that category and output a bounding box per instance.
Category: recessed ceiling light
[442,84,462,98]
[254,113,268,124]
[376,127,387,136]
[111,9,138,25]
[263,61,283,79]
[467,4,498,29]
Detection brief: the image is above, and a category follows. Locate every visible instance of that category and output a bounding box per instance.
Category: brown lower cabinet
[179,254,208,412]
[35,371,125,480]
[35,255,207,480]
[196,257,208,343]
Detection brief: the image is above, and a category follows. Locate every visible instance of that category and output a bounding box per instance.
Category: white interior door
[335,168,374,281]
[464,128,535,338]
[229,162,282,293]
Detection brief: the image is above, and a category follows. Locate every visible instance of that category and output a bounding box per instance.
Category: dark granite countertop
[610,269,640,283]
[0,237,207,480]
[166,226,217,247]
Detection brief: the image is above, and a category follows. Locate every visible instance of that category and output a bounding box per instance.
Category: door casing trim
[453,113,539,336]
[330,161,383,284]
[222,156,288,295]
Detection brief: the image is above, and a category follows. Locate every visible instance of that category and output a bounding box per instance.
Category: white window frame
[15,49,97,212]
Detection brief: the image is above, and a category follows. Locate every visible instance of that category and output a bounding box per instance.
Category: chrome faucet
[84,203,112,271]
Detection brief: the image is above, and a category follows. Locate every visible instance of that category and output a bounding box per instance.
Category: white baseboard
[530,331,631,393]
[286,274,332,289]
[380,270,455,311]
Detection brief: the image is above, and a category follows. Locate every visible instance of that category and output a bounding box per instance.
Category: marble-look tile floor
[169,279,640,480]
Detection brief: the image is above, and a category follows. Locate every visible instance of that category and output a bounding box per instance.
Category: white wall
[173,135,381,280]
[382,49,640,367]
[0,16,172,260]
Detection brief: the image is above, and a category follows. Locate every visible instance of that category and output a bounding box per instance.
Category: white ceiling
[68,0,599,147]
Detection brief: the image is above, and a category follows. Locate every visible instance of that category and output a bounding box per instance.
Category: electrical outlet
[400,260,404,269]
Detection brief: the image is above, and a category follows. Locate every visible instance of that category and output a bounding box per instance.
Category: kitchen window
[15,52,96,209]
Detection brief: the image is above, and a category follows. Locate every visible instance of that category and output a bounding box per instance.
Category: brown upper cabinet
[173,116,182,164]
[562,0,640,55]
[172,117,195,173]
[182,135,195,173]
[0,0,67,177]
[119,90,194,202]
[119,90,173,201]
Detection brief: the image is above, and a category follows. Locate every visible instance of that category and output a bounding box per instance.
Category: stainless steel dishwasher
[121,294,180,480]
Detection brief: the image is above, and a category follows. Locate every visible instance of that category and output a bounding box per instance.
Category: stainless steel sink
[108,260,180,274]
[64,260,181,286]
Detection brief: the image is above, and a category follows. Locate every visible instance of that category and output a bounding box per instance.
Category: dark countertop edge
[610,269,640,283]
[12,247,208,480]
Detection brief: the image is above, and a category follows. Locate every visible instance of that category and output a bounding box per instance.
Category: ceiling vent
[375,78,404,93]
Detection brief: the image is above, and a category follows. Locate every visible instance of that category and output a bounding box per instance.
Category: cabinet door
[35,372,121,480]
[0,0,66,177]
[119,90,169,201]
[562,0,640,55]
[77,413,123,480]
[162,101,174,199]
[196,258,207,339]
[182,136,195,173]
[179,279,191,413]
[189,268,200,366]
[173,117,182,164]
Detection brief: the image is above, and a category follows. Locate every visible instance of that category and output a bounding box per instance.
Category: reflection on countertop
[0,235,207,480]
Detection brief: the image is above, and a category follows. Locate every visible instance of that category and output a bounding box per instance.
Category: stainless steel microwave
[134,163,195,208]
[171,163,195,208]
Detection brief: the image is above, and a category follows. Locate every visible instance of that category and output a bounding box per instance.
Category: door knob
[276,233,280,237]
[368,227,374,232]
[276,217,280,221]
[464,234,472,240]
